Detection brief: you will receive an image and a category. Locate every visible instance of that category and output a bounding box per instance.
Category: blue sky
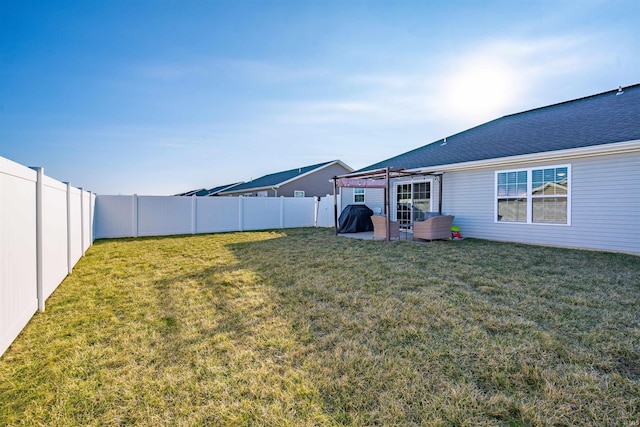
[1,0,638,195]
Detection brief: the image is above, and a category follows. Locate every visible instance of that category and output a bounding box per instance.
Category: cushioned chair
[371,215,400,240]
[413,215,455,241]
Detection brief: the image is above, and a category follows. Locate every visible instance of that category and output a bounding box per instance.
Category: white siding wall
[339,188,385,214]
[443,152,640,253]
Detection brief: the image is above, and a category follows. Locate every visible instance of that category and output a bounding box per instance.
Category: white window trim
[494,164,571,226]
[353,188,365,204]
[294,190,305,198]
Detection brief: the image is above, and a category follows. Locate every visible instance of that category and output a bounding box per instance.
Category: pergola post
[385,167,390,241]
[333,177,338,235]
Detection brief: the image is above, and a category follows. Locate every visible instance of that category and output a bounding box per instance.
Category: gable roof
[220,160,352,194]
[359,84,640,173]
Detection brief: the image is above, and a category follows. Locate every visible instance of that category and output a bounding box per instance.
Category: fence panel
[94,195,135,238]
[82,191,94,252]
[195,197,240,233]
[283,197,316,228]
[93,194,335,240]
[242,198,281,231]
[0,158,38,357]
[69,186,83,267]
[1,155,95,357]
[137,196,193,237]
[41,176,69,301]
[317,195,339,227]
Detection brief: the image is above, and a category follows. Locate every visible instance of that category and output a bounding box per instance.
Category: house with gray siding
[220,160,353,198]
[343,84,640,254]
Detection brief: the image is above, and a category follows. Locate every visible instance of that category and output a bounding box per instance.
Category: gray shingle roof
[196,183,243,196]
[175,182,243,197]
[360,84,640,172]
[223,161,337,193]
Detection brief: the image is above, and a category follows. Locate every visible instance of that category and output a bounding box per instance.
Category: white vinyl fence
[2,153,337,358]
[1,156,95,357]
[94,194,338,239]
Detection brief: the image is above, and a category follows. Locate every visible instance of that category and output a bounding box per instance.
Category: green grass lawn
[1,228,639,426]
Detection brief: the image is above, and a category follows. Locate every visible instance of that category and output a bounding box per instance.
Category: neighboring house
[340,84,640,254]
[219,160,353,198]
[175,183,243,197]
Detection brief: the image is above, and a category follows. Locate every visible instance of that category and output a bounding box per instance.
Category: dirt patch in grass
[1,228,639,426]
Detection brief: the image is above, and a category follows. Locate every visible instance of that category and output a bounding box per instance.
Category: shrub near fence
[1,156,95,357]
[94,194,338,239]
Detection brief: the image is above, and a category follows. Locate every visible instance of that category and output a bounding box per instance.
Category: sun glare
[442,58,518,123]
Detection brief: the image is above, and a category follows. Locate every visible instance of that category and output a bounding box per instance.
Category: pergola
[332,167,444,241]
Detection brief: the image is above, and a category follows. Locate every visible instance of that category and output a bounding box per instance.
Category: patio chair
[371,215,400,240]
[413,215,455,241]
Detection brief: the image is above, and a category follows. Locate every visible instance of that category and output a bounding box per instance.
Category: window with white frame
[496,165,570,224]
[353,188,365,203]
[294,190,305,198]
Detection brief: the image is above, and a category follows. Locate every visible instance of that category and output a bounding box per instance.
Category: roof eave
[219,184,275,195]
[343,140,640,179]
[275,160,353,188]
[222,160,353,194]
[410,139,640,174]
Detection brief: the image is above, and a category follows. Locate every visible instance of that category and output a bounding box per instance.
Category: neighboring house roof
[359,84,640,173]
[175,182,243,197]
[220,160,353,194]
[174,188,206,196]
[198,182,244,196]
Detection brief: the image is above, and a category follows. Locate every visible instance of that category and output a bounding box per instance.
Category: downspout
[438,173,444,214]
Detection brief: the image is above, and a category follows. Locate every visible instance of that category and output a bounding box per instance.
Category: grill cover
[337,205,374,233]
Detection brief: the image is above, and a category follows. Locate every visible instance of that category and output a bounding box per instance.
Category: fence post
[192,196,197,234]
[314,196,319,227]
[89,192,93,243]
[238,196,244,232]
[280,196,285,229]
[66,182,72,274]
[80,187,85,254]
[133,194,139,237]
[34,167,45,312]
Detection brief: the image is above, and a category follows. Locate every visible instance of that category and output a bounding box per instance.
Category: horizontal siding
[339,188,385,214]
[569,153,639,252]
[443,152,640,253]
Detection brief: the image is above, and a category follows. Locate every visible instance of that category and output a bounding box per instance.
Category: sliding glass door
[395,181,431,228]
